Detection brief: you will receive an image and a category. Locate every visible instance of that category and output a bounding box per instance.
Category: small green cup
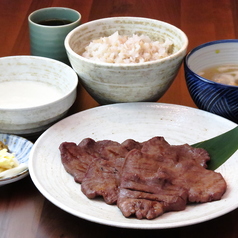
[28,7,81,65]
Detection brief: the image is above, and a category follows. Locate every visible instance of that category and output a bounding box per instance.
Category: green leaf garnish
[191,126,238,170]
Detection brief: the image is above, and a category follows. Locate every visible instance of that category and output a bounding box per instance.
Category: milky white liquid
[0,80,63,108]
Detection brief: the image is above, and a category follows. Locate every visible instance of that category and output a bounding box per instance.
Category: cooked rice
[82,31,174,63]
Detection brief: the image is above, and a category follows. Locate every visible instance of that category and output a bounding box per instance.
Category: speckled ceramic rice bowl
[65,17,188,104]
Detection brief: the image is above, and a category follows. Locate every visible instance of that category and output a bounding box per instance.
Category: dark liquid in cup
[38,19,72,26]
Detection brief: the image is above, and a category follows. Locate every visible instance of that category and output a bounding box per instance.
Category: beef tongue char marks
[59,138,128,183]
[60,136,227,220]
[81,157,124,204]
[118,137,188,219]
[81,139,130,204]
[170,144,227,203]
[118,137,227,219]
[81,139,143,204]
[60,138,130,204]
[59,139,98,183]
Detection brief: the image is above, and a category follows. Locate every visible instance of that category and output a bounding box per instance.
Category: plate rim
[29,102,238,229]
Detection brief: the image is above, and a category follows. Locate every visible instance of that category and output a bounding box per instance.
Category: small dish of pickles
[0,134,33,186]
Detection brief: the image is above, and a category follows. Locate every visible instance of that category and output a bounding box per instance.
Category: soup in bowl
[184,39,238,123]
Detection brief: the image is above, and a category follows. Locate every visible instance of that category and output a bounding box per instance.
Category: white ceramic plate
[0,134,33,186]
[29,103,238,229]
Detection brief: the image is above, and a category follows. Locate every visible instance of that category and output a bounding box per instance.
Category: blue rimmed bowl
[184,39,238,123]
[0,134,33,186]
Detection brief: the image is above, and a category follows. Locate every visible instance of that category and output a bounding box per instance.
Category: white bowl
[65,17,188,104]
[0,133,33,186]
[0,56,78,136]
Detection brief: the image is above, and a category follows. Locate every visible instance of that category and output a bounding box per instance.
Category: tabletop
[1,0,238,237]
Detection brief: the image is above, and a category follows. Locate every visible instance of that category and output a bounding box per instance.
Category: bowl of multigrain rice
[65,17,188,104]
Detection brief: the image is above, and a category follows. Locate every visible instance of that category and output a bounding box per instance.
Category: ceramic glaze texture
[65,17,188,104]
[0,56,78,135]
[29,103,238,229]
[184,40,238,123]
